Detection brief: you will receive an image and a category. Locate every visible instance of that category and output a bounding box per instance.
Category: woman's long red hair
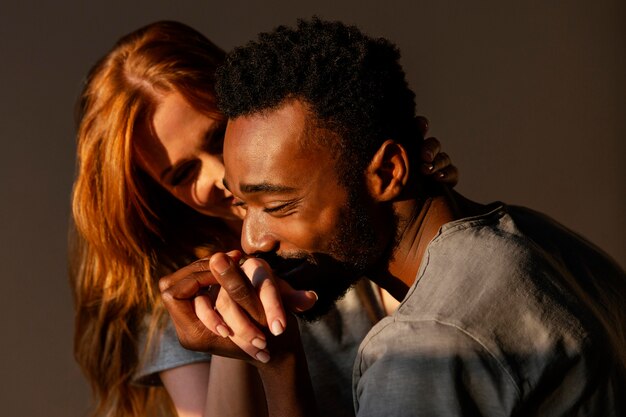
[70,21,230,417]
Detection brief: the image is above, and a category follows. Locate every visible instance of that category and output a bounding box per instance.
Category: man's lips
[266,257,313,289]
[253,253,318,289]
[277,259,309,281]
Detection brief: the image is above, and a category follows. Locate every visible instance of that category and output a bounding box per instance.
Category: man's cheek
[280,221,325,250]
[302,227,339,252]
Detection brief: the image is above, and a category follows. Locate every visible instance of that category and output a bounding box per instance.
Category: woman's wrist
[256,343,318,417]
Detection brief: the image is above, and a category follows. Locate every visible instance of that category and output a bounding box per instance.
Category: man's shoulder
[406,203,623,324]
[354,313,623,416]
[396,203,612,351]
[418,203,551,278]
[353,204,625,415]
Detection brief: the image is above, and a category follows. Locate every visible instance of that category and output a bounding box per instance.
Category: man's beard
[264,189,399,322]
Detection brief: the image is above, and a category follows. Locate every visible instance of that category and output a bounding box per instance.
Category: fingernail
[271,319,284,336]
[212,256,231,275]
[251,337,267,349]
[256,350,270,363]
[423,163,434,172]
[216,324,230,338]
[294,291,318,312]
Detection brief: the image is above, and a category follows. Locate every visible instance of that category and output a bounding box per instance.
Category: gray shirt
[353,204,625,416]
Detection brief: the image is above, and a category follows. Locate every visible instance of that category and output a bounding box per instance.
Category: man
[160,18,625,416]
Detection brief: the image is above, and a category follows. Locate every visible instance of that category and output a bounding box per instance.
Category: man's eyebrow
[222,178,296,194]
[242,183,297,193]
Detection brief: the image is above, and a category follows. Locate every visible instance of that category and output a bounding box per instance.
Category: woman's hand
[160,254,318,416]
[204,254,317,417]
[160,251,316,363]
[159,252,253,360]
[196,253,316,362]
[417,116,459,186]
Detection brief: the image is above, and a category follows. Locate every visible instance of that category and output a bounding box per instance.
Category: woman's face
[134,91,245,223]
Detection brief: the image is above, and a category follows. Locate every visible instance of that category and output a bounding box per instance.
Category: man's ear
[365,139,410,202]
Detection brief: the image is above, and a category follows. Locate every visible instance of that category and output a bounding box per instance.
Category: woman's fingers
[420,138,459,187]
[431,153,459,185]
[194,290,231,338]
[276,279,318,313]
[210,257,288,362]
[214,289,271,363]
[209,253,265,321]
[202,252,320,362]
[415,115,429,137]
[420,136,441,165]
[209,253,274,362]
[241,258,287,336]
[431,151,451,172]
[416,117,458,187]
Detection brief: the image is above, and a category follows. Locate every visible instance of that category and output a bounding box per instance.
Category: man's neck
[373,192,458,303]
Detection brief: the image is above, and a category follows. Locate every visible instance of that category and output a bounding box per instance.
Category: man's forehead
[223,102,310,172]
[222,101,339,196]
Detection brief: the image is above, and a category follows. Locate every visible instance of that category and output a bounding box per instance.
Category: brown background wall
[1,1,623,415]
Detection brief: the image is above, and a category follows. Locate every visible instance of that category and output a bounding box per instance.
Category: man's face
[223,99,389,320]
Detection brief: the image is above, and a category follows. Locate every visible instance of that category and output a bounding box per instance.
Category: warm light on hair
[70,21,227,417]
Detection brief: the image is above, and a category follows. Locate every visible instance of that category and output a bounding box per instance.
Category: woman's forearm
[257,343,318,417]
[161,362,212,417]
[205,356,268,417]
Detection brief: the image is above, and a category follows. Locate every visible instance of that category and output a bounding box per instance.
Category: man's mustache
[253,251,315,275]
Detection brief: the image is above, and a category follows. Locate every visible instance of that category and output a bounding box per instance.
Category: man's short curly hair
[216,17,419,181]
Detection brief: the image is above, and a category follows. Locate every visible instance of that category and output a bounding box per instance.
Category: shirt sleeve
[133,317,212,386]
[353,319,520,417]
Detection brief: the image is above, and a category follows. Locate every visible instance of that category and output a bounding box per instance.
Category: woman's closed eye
[232,199,247,209]
[170,161,200,186]
[205,124,226,154]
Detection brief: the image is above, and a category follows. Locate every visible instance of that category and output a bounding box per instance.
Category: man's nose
[241,213,277,255]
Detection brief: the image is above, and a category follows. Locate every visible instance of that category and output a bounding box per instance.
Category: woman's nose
[194,156,226,205]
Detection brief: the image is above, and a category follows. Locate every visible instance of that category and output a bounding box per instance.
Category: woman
[70,20,457,417]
